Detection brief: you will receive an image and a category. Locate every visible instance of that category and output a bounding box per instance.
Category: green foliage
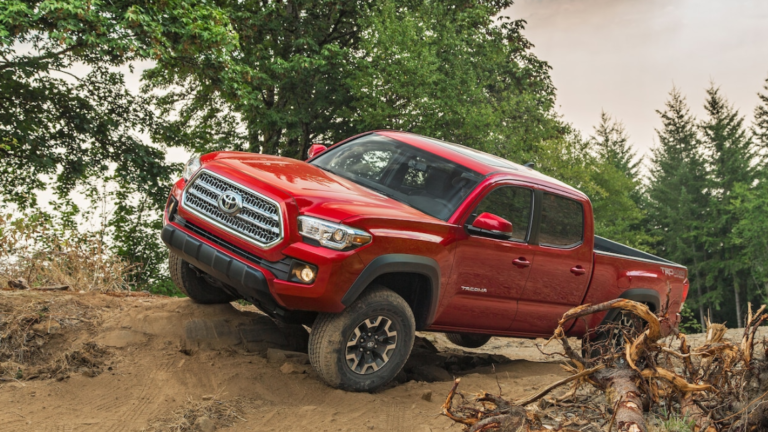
[660,415,695,432]
[645,83,767,328]
[146,277,184,298]
[146,0,562,160]
[645,88,711,326]
[678,304,703,334]
[346,1,562,159]
[0,0,237,289]
[754,76,768,153]
[700,85,757,327]
[590,111,641,179]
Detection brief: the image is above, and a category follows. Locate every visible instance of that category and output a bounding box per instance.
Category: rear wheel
[169,252,239,304]
[309,286,415,392]
[584,310,643,360]
[445,333,492,349]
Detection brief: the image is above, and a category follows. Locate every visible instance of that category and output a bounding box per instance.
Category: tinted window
[311,134,483,221]
[539,193,583,247]
[469,186,533,242]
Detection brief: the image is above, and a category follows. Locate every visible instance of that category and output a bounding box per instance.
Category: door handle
[570,265,587,276]
[512,258,530,268]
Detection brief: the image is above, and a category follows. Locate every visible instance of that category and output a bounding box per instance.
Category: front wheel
[308,286,415,392]
[445,333,492,349]
[169,252,239,304]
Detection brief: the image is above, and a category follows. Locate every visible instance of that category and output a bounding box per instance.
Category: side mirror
[468,212,513,240]
[307,144,328,159]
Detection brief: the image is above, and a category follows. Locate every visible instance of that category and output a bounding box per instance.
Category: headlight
[182,154,202,181]
[298,216,372,250]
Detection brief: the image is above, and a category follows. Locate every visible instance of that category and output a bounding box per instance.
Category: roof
[374,130,585,198]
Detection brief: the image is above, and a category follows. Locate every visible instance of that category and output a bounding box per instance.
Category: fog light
[300,267,315,282]
[289,260,318,284]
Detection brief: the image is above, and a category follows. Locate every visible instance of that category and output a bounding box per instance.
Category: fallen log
[33,285,70,291]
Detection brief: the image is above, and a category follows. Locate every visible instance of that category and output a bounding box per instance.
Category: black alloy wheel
[345,316,398,374]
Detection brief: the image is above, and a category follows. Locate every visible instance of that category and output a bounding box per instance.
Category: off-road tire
[583,310,642,360]
[445,333,492,349]
[168,252,239,304]
[308,286,415,392]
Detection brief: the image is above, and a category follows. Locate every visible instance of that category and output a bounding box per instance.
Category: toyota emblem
[217,191,243,215]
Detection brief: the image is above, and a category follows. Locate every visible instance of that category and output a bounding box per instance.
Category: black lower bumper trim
[161,224,283,316]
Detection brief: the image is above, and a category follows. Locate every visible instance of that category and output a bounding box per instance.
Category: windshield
[310,134,483,221]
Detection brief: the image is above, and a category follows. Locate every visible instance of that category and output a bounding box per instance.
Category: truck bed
[566,237,688,337]
[594,236,678,266]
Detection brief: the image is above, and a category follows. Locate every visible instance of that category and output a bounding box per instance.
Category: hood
[206,152,440,223]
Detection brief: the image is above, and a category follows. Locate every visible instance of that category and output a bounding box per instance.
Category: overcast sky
[505,0,768,160]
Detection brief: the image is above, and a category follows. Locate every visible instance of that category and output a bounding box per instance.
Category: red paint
[164,131,687,338]
[472,212,514,235]
[306,144,328,159]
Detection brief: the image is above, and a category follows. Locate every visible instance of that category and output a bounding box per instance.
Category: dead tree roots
[442,297,768,432]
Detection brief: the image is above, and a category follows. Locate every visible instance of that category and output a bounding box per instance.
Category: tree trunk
[594,368,646,432]
[734,274,742,328]
[299,122,311,160]
[691,241,706,330]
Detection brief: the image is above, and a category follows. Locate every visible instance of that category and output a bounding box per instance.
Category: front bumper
[161,224,285,317]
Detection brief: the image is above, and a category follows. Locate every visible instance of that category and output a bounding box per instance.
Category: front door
[510,191,593,335]
[435,185,535,332]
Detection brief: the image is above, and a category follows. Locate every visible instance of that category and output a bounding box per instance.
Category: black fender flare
[340,254,440,329]
[601,288,661,325]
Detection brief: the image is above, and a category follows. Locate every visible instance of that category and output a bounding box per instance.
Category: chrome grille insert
[182,170,282,247]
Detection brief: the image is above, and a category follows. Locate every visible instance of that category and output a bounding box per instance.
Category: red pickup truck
[161,131,688,391]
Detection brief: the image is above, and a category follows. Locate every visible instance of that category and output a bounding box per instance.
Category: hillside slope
[0,291,570,432]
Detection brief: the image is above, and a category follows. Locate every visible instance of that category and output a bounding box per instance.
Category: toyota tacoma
[161,131,689,391]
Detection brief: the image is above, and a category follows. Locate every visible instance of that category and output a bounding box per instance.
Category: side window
[539,193,583,248]
[469,186,533,242]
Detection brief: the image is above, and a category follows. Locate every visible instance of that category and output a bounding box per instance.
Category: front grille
[183,170,282,247]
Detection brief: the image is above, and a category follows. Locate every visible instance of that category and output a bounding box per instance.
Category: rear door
[434,184,535,332]
[509,191,594,335]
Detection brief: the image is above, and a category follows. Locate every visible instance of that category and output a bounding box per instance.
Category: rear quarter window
[539,193,583,248]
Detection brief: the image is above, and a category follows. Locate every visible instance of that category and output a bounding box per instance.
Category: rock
[410,365,453,382]
[267,348,309,365]
[421,390,433,402]
[267,350,287,364]
[490,355,510,364]
[280,362,309,374]
[7,278,29,290]
[31,321,61,334]
[195,416,216,432]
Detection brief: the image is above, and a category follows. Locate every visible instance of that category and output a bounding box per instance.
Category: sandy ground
[0,291,575,432]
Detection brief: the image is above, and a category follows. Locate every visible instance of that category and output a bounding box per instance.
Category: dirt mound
[0,291,569,431]
[0,290,112,381]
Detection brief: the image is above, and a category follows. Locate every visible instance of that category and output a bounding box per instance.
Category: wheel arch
[600,288,661,325]
[340,254,440,330]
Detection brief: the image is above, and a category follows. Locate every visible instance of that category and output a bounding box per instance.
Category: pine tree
[590,111,641,179]
[701,85,757,327]
[585,112,653,249]
[646,88,710,328]
[754,75,768,155]
[731,76,768,311]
